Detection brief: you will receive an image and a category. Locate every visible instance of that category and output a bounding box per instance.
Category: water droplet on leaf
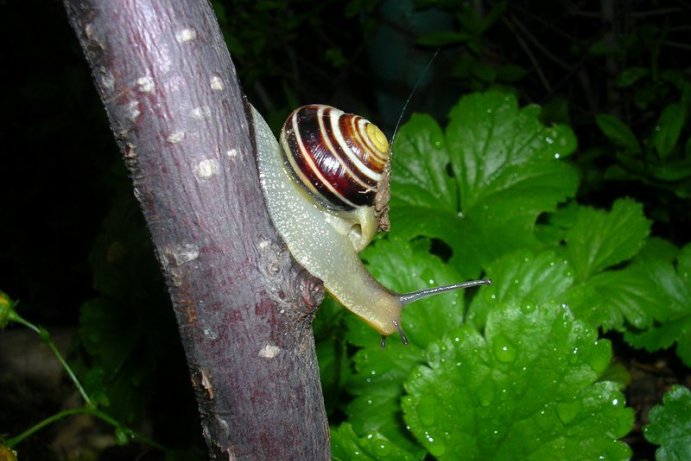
[493,335,517,363]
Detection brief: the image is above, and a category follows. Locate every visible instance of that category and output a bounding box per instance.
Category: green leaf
[565,199,651,281]
[566,258,686,331]
[636,237,680,263]
[0,291,15,330]
[679,242,691,282]
[595,114,641,152]
[624,315,691,365]
[331,423,421,461]
[402,303,633,461]
[623,244,691,364]
[644,386,691,461]
[467,249,574,328]
[479,1,508,32]
[390,91,579,277]
[615,67,650,88]
[652,103,686,159]
[390,115,458,215]
[343,237,473,456]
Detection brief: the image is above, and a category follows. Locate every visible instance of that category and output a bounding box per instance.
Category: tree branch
[62,1,329,459]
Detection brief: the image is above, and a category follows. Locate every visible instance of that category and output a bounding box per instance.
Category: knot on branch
[257,237,324,325]
[292,268,324,316]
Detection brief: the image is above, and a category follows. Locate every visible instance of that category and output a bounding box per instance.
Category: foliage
[0,290,166,453]
[644,385,691,461]
[318,91,691,459]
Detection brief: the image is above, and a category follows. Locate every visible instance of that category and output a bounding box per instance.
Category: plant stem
[5,406,167,452]
[4,300,166,453]
[10,311,92,406]
[5,408,87,447]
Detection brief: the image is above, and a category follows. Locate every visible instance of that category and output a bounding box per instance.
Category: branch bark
[63,1,329,459]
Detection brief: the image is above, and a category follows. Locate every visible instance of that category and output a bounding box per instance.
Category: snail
[251,104,490,345]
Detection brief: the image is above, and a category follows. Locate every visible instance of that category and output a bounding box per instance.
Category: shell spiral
[279,105,390,210]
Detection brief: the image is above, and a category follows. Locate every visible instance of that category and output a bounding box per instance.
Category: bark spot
[167,131,185,144]
[202,329,214,340]
[191,105,211,120]
[99,68,115,91]
[210,75,224,91]
[127,100,140,121]
[226,148,238,158]
[136,76,154,93]
[163,243,200,266]
[195,159,219,179]
[259,344,281,359]
[175,27,197,43]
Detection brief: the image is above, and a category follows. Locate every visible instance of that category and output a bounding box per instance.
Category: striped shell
[279,105,390,210]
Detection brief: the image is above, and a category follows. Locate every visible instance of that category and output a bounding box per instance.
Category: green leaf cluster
[324,90,691,460]
[594,77,691,201]
[644,386,691,461]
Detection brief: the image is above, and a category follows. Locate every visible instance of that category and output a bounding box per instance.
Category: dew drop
[375,443,389,455]
[493,335,517,363]
[535,406,554,430]
[521,303,534,314]
[425,432,447,457]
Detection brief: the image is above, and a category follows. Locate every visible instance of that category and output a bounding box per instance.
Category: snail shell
[279,105,390,211]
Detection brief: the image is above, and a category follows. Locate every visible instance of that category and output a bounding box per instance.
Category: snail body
[252,104,489,343]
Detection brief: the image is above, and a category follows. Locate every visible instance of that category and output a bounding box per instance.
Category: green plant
[594,80,691,232]
[0,291,164,453]
[644,385,691,461]
[317,90,690,460]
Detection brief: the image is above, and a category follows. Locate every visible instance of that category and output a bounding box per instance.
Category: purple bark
[63,1,329,459]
